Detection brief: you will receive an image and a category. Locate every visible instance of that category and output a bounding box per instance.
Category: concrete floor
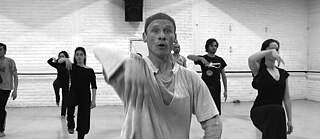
[1,99,319,139]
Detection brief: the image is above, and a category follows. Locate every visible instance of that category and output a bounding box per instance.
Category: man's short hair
[205,38,219,52]
[144,12,176,33]
[0,43,7,51]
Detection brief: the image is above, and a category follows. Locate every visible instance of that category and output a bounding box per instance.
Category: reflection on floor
[2,99,319,139]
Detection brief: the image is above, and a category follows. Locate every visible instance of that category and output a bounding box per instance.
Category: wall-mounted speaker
[125,0,143,22]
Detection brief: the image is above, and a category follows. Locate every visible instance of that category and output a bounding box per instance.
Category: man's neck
[0,56,5,60]
[148,54,174,73]
[207,52,216,57]
[172,53,180,56]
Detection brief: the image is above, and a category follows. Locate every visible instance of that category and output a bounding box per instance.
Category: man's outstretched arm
[187,55,208,65]
[187,54,200,61]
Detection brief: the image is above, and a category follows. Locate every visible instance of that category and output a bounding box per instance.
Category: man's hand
[200,57,209,66]
[11,90,17,100]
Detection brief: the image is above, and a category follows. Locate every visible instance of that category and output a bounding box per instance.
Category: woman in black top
[248,39,293,139]
[47,51,69,116]
[59,47,97,139]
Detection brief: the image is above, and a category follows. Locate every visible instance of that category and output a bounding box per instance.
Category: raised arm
[187,54,201,61]
[200,115,222,139]
[94,44,128,100]
[187,54,208,66]
[58,58,72,70]
[94,44,127,82]
[47,57,58,68]
[248,49,284,76]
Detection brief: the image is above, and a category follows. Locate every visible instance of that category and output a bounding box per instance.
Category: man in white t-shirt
[172,42,187,68]
[0,43,18,137]
[94,12,222,139]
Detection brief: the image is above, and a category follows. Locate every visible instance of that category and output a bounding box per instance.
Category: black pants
[207,85,221,115]
[0,90,10,132]
[53,79,69,116]
[67,91,91,138]
[250,105,287,139]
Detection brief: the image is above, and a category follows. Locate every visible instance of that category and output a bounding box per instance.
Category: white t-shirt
[94,45,219,139]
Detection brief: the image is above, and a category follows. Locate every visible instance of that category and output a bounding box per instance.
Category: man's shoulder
[214,55,225,60]
[4,57,16,64]
[4,57,14,61]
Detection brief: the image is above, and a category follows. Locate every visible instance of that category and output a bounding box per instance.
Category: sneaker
[68,129,74,134]
[0,131,5,137]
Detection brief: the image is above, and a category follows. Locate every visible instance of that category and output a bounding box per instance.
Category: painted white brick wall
[307,0,320,101]
[0,0,318,107]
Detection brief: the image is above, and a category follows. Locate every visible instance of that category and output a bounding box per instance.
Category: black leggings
[53,79,69,116]
[250,105,287,139]
[67,91,91,137]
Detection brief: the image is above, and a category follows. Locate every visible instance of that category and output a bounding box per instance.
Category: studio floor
[2,99,319,139]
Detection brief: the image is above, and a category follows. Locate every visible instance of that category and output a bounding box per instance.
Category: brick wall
[0,0,318,107]
[307,0,320,101]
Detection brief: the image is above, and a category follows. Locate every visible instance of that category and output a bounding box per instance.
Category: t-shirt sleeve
[9,58,17,72]
[192,73,219,122]
[94,43,128,82]
[220,57,227,69]
[93,44,129,101]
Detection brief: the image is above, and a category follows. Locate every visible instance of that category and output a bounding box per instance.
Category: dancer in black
[248,39,293,139]
[59,47,97,139]
[47,51,70,116]
[188,38,227,115]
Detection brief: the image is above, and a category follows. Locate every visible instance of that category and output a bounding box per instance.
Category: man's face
[143,19,176,58]
[207,41,218,54]
[172,43,180,54]
[0,46,6,57]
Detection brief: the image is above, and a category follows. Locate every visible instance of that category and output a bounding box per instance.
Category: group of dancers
[0,12,293,139]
